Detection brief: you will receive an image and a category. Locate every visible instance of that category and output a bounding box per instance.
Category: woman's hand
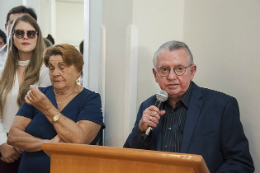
[49,135,66,143]
[0,143,22,163]
[43,135,66,157]
[25,85,54,114]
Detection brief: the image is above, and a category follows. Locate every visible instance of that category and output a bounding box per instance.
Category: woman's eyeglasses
[13,29,38,39]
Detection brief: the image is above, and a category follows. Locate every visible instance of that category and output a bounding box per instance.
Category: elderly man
[124,41,254,173]
[0,5,37,69]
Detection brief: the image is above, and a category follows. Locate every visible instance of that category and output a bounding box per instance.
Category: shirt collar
[0,44,7,52]
[180,81,194,108]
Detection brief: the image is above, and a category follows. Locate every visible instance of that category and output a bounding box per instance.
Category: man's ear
[190,64,197,80]
[153,68,158,83]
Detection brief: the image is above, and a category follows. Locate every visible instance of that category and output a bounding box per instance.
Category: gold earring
[76,76,80,84]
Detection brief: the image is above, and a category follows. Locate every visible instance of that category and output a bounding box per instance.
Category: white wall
[55,0,84,48]
[44,0,50,35]
[88,0,102,92]
[133,0,185,127]
[183,0,260,170]
[101,0,133,147]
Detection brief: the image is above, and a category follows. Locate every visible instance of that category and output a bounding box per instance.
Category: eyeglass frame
[156,64,193,77]
[13,29,38,39]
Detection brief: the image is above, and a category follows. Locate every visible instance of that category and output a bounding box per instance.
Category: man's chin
[165,89,178,95]
[167,89,185,97]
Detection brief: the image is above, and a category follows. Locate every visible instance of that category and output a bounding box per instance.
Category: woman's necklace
[55,93,74,105]
[55,86,82,105]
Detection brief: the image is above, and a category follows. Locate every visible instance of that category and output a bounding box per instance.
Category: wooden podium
[42,143,209,173]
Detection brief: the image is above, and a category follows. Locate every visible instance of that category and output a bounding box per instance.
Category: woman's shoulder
[79,87,101,102]
[81,87,100,96]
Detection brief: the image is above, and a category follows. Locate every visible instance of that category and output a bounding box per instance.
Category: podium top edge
[42,143,204,167]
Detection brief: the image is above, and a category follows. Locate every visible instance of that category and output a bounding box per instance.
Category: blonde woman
[0,15,51,171]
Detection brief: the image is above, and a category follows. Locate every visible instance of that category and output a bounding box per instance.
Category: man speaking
[124,41,254,173]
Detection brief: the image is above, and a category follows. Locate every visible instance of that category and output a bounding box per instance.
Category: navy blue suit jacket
[124,83,254,173]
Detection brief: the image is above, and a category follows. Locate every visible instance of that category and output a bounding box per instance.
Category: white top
[0,64,51,145]
[0,44,7,69]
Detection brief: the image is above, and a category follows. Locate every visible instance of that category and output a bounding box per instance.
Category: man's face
[153,49,197,100]
[5,13,29,36]
[0,37,4,48]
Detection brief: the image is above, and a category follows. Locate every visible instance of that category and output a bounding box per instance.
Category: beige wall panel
[56,1,84,48]
[133,0,185,113]
[102,0,133,147]
[183,0,260,170]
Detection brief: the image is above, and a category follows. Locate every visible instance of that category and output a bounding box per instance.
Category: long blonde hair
[0,15,45,118]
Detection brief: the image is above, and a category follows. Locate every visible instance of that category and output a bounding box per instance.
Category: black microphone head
[156,90,168,102]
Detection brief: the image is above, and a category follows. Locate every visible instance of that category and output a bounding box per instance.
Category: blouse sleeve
[16,100,35,119]
[77,92,105,129]
[0,119,7,145]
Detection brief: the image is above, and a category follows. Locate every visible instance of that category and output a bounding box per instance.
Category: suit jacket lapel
[180,83,203,153]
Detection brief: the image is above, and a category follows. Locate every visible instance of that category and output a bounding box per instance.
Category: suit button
[168,127,171,131]
[165,145,168,148]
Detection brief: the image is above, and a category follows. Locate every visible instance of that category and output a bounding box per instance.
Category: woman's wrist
[42,103,56,114]
[43,106,60,122]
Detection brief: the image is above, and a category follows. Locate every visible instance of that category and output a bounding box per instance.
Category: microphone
[144,90,168,137]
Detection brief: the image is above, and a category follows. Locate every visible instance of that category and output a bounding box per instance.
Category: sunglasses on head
[13,29,38,39]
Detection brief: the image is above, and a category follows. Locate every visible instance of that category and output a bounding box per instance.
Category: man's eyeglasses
[13,29,38,39]
[157,64,193,77]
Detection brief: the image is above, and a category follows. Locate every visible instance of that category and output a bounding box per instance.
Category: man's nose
[167,69,177,79]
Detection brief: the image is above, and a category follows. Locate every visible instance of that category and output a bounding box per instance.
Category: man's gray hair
[153,41,194,70]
